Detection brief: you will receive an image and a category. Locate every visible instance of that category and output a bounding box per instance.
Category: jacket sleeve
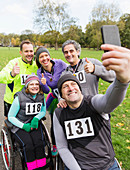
[35,98,46,120]
[37,69,50,94]
[0,60,15,84]
[91,79,129,114]
[8,96,24,128]
[53,112,81,170]
[89,58,116,83]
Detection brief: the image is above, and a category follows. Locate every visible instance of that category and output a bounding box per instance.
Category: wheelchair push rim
[1,128,14,170]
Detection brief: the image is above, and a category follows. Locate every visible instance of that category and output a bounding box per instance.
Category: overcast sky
[0,0,129,34]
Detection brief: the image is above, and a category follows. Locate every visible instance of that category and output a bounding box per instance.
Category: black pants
[12,124,45,162]
[4,101,11,117]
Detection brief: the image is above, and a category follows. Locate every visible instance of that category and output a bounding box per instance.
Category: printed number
[77,72,84,82]
[75,70,86,83]
[26,103,42,115]
[53,88,59,97]
[21,74,28,85]
[75,121,83,134]
[67,123,74,136]
[65,117,94,139]
[85,119,92,133]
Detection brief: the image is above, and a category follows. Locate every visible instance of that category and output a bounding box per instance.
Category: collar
[22,58,33,65]
[41,60,55,74]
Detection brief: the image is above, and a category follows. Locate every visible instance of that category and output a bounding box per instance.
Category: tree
[118,13,130,48]
[62,25,85,47]
[33,0,77,50]
[91,3,121,23]
[85,2,121,50]
[0,33,4,46]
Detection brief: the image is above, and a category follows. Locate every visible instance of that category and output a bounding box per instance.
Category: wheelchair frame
[1,118,54,170]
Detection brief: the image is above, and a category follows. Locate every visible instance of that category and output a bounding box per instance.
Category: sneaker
[51,145,58,157]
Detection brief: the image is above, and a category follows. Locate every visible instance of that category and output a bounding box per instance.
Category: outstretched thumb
[15,62,18,66]
[85,58,89,63]
[42,73,44,78]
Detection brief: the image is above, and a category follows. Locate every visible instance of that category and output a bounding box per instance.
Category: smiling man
[0,40,38,118]
[53,56,129,170]
[61,40,116,97]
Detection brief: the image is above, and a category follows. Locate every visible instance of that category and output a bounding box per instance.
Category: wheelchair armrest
[4,119,13,129]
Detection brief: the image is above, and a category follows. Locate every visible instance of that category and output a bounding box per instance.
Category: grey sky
[0,0,129,34]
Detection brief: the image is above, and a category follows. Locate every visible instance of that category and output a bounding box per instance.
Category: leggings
[12,124,45,162]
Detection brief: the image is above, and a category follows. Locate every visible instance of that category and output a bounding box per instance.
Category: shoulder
[8,57,21,64]
[32,60,37,66]
[14,90,22,99]
[54,59,66,65]
[37,67,41,74]
[87,58,102,65]
[55,107,64,119]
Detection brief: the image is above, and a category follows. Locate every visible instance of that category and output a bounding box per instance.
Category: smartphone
[101,25,121,52]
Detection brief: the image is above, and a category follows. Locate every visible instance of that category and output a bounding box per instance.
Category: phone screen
[101,25,121,52]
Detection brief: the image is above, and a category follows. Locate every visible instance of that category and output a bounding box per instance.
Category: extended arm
[101,44,130,83]
[92,45,130,114]
[53,113,81,170]
[91,79,129,114]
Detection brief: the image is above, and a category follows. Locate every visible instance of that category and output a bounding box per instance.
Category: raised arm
[91,79,129,114]
[92,45,130,114]
[101,44,130,83]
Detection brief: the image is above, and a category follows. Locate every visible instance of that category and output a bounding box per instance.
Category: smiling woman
[35,46,68,156]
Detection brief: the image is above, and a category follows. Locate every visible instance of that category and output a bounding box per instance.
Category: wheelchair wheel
[14,144,26,170]
[1,126,15,170]
[41,120,54,170]
[55,154,65,170]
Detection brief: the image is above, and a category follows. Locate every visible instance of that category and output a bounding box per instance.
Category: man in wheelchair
[7,73,47,170]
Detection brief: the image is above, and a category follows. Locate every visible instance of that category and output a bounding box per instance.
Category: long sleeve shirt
[53,79,129,170]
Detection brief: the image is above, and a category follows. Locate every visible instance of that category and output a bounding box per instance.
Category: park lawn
[0,47,130,170]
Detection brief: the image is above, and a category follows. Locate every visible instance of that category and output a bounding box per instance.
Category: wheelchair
[1,117,54,170]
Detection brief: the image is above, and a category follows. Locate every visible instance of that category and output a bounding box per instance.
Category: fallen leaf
[116,123,124,127]
[126,140,130,143]
[126,146,130,149]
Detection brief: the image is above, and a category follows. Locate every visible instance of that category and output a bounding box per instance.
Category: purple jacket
[37,59,67,95]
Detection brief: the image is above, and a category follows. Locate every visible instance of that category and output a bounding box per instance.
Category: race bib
[75,70,86,84]
[26,103,42,115]
[53,88,59,97]
[21,74,28,85]
[65,117,94,139]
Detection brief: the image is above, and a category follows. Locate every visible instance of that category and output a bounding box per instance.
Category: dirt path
[0,84,6,170]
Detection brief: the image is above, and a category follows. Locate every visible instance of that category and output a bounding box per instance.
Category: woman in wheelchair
[8,73,46,170]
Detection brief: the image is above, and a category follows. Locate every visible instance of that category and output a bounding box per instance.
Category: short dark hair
[20,40,33,51]
[62,40,81,57]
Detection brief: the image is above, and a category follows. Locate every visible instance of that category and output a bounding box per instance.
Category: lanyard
[41,66,54,82]
[71,59,81,74]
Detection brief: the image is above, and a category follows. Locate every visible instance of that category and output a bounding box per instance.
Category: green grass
[0,47,130,170]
